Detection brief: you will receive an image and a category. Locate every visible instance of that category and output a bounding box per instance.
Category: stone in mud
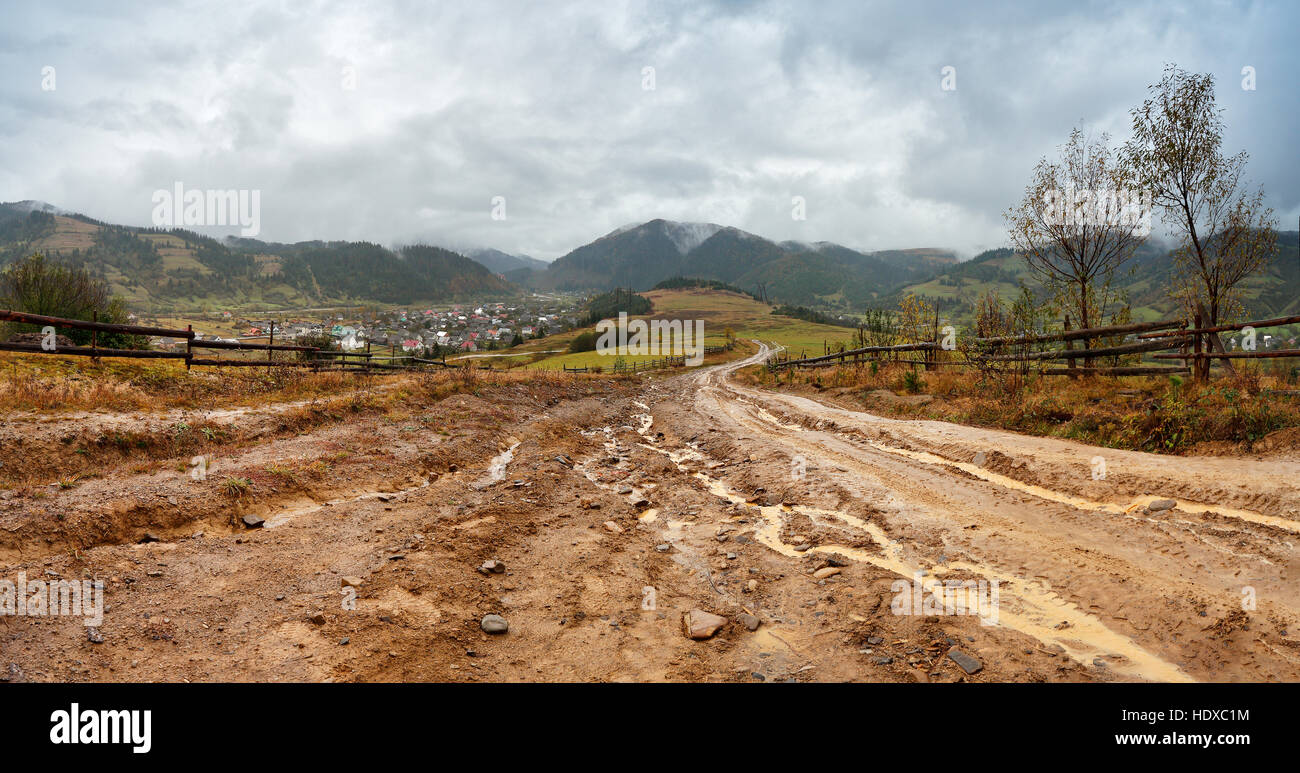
[656,544,672,553]
[603,520,624,534]
[793,543,812,552]
[972,451,987,467]
[737,613,761,632]
[812,567,842,579]
[87,627,104,644]
[947,648,983,674]
[1147,498,1177,512]
[242,514,265,529]
[616,485,633,495]
[684,609,728,640]
[478,560,506,574]
[341,576,364,588]
[481,614,509,634]
[307,613,327,626]
[138,532,161,544]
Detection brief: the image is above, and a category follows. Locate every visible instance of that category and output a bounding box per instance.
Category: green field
[523,288,858,370]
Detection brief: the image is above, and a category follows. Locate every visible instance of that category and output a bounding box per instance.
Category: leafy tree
[569,331,597,352]
[581,287,651,326]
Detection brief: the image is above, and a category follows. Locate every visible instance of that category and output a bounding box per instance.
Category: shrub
[0,253,145,348]
[568,331,597,353]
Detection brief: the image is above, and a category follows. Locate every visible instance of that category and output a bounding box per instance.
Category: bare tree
[1005,127,1147,362]
[1124,65,1278,329]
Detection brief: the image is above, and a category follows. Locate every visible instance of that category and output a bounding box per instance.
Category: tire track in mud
[632,407,1191,682]
[648,342,1300,682]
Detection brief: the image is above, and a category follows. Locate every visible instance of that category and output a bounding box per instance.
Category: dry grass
[0,353,610,414]
[0,352,620,488]
[744,358,1300,454]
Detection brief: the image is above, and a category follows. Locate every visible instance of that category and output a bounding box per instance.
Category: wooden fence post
[186,324,192,371]
[1192,309,1204,383]
[1063,314,1077,379]
[927,310,938,372]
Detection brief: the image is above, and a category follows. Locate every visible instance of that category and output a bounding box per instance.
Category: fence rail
[0,308,477,374]
[767,305,1299,383]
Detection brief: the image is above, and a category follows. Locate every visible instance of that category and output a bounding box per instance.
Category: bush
[0,253,145,348]
[569,331,597,353]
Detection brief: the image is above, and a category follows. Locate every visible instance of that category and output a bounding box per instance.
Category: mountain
[527,218,954,309]
[528,219,705,291]
[0,201,516,311]
[466,248,548,274]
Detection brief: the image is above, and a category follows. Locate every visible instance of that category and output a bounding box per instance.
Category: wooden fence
[0,309,479,373]
[767,306,1300,383]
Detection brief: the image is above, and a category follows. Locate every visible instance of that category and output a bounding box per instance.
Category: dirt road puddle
[476,440,522,487]
[634,411,1194,683]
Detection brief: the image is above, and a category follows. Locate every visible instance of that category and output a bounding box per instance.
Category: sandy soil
[1,345,1297,682]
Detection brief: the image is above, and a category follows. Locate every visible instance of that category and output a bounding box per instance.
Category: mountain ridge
[7,202,1290,322]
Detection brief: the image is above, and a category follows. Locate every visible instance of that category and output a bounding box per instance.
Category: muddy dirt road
[663,343,1300,682]
[2,345,1297,682]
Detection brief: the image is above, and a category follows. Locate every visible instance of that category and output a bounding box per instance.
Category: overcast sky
[1,0,1295,260]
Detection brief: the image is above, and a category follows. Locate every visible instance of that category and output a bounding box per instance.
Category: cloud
[0,0,1295,259]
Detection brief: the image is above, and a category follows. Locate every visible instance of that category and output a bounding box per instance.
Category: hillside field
[521,288,856,370]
